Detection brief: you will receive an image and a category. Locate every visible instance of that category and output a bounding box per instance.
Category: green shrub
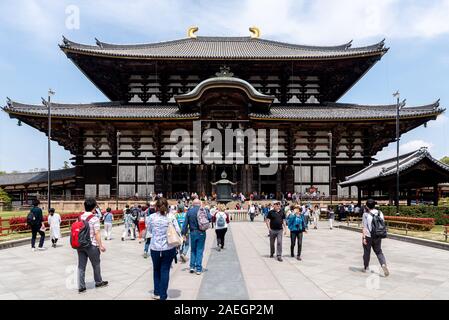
[0,188,11,206]
[380,205,449,225]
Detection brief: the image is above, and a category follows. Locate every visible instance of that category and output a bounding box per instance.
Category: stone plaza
[0,218,449,300]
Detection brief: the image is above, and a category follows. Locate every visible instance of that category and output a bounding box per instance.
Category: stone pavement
[1,218,449,300]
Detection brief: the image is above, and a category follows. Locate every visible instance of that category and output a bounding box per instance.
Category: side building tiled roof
[2,99,443,121]
[60,36,388,60]
[0,168,76,187]
[339,147,449,187]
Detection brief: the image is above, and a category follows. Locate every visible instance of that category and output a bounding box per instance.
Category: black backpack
[370,211,387,239]
[26,210,39,227]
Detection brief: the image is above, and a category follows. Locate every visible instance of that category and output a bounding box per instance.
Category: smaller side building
[339,147,449,205]
[0,168,75,206]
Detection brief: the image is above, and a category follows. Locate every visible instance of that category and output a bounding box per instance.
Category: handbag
[167,218,182,247]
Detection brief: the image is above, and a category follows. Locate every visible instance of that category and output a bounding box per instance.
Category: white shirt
[362,209,385,238]
[214,211,228,229]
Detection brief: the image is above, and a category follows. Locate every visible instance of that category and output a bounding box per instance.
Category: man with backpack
[27,199,46,251]
[74,197,108,293]
[362,199,389,276]
[181,198,212,275]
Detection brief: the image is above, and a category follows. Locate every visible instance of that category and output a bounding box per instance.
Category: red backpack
[70,214,94,249]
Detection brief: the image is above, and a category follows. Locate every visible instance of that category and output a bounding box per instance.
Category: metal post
[47,89,54,211]
[328,132,333,206]
[116,131,121,210]
[393,91,400,215]
[299,153,302,202]
[145,155,149,203]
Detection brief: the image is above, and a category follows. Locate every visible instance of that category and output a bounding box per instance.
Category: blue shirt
[104,212,113,223]
[287,213,307,232]
[181,206,212,235]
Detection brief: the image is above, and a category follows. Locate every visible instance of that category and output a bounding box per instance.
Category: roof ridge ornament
[188,26,199,38]
[62,35,70,46]
[249,26,260,38]
[215,66,234,77]
[95,38,103,48]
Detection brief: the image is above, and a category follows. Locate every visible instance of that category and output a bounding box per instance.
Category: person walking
[122,205,135,241]
[213,204,230,251]
[328,205,335,230]
[287,204,307,260]
[181,198,212,275]
[27,199,46,251]
[175,205,189,262]
[147,197,180,300]
[265,200,287,262]
[48,208,61,248]
[312,204,320,229]
[137,206,146,244]
[143,205,154,259]
[103,207,113,240]
[77,198,108,293]
[362,199,389,276]
[248,203,256,222]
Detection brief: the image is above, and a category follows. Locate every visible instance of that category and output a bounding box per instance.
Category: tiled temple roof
[60,36,388,60]
[339,147,449,187]
[251,101,443,121]
[3,100,199,120]
[0,168,76,187]
[3,99,443,121]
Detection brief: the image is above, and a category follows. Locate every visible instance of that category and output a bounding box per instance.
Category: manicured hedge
[7,210,123,233]
[380,206,449,225]
[384,216,435,231]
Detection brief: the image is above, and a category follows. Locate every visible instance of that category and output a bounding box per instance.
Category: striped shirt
[81,212,101,247]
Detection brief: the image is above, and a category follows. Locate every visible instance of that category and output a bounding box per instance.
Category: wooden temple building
[340,147,449,205]
[2,28,445,200]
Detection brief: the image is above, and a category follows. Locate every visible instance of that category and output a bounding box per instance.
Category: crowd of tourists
[25,191,389,300]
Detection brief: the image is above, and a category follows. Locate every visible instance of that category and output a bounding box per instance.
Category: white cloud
[3,0,449,50]
[375,139,434,161]
[428,114,448,128]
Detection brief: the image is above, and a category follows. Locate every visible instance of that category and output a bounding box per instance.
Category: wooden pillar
[247,165,253,195]
[357,186,362,207]
[110,129,118,198]
[276,164,282,199]
[196,165,203,195]
[232,165,237,193]
[73,132,85,197]
[241,165,247,196]
[154,165,164,194]
[167,164,173,198]
[388,186,394,205]
[187,165,191,193]
[434,184,439,206]
[407,189,412,206]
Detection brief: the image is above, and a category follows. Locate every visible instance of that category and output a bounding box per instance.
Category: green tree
[61,161,71,169]
[0,171,6,175]
[441,156,449,165]
[0,188,11,205]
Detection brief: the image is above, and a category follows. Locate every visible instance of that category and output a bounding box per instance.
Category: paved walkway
[1,218,449,300]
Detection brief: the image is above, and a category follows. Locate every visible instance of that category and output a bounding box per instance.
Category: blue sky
[0,0,448,172]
